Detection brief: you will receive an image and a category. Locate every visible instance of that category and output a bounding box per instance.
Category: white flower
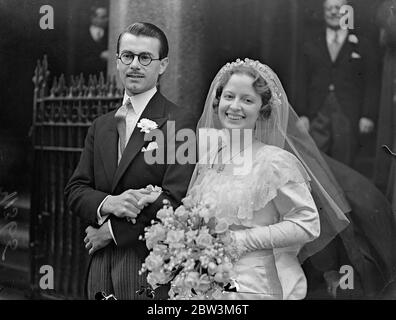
[174,206,189,221]
[196,232,213,248]
[172,275,185,288]
[166,230,185,244]
[184,271,200,289]
[196,274,211,292]
[348,34,358,44]
[198,207,214,223]
[214,218,229,234]
[141,141,158,152]
[156,207,172,221]
[142,192,243,298]
[186,229,198,242]
[351,52,361,59]
[145,253,163,270]
[181,195,195,209]
[145,224,167,249]
[147,271,171,289]
[137,118,158,133]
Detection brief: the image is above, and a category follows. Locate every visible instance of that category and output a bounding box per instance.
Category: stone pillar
[107,0,209,115]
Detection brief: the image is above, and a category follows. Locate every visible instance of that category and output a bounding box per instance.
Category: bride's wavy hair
[212,65,272,119]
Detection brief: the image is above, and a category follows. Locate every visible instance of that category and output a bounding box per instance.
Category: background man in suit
[65,22,197,299]
[75,5,109,76]
[297,0,380,298]
[298,0,379,167]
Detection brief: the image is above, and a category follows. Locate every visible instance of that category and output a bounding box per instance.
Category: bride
[185,58,351,300]
[139,58,396,299]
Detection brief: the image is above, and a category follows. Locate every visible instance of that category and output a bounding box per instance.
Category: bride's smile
[218,73,262,130]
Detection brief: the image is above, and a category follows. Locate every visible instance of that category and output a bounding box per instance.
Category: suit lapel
[334,36,351,65]
[318,28,351,66]
[98,111,118,188]
[111,92,168,192]
[316,31,333,66]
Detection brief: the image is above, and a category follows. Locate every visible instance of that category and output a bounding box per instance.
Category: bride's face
[218,73,262,130]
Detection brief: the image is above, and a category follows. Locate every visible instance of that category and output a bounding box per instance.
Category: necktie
[115,98,134,156]
[329,31,341,62]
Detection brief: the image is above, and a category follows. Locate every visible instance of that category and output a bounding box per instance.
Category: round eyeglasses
[118,52,162,66]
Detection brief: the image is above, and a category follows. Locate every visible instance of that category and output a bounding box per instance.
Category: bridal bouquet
[139,195,241,300]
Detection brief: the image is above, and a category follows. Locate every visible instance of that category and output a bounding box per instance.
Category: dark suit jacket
[64,91,197,296]
[297,29,380,126]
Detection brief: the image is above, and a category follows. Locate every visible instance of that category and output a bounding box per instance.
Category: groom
[64,22,197,299]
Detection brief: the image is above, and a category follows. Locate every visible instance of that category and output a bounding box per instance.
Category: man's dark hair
[116,22,169,59]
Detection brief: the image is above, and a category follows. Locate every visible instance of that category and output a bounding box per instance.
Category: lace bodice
[188,145,311,227]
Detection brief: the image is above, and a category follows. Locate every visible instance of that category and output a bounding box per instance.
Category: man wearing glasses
[65,22,197,299]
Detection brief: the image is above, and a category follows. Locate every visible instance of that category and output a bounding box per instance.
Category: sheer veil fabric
[189,58,351,262]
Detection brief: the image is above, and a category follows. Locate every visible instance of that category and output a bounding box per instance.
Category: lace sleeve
[251,146,311,211]
[231,147,320,253]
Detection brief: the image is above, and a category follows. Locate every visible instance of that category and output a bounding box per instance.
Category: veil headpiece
[192,58,351,261]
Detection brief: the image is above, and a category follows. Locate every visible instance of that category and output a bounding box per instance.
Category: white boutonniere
[141,141,158,152]
[137,118,158,133]
[351,52,361,59]
[348,34,359,44]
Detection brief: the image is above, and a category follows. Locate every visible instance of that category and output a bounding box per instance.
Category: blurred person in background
[75,5,109,76]
[374,0,396,220]
[297,0,396,299]
[298,0,380,168]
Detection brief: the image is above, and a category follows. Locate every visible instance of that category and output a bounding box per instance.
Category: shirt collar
[326,27,348,44]
[122,86,157,115]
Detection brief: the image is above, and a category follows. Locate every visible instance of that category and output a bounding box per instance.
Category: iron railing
[30,56,122,299]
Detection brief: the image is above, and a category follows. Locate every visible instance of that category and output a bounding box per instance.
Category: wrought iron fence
[30,56,122,299]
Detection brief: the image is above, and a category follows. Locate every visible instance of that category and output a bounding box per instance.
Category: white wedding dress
[188,144,320,300]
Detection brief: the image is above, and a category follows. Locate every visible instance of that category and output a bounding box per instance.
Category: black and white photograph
[1,0,396,306]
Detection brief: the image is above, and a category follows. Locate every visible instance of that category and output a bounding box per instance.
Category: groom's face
[117,33,169,95]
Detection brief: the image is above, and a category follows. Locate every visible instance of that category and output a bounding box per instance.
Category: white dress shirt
[97,86,158,244]
[326,27,348,47]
